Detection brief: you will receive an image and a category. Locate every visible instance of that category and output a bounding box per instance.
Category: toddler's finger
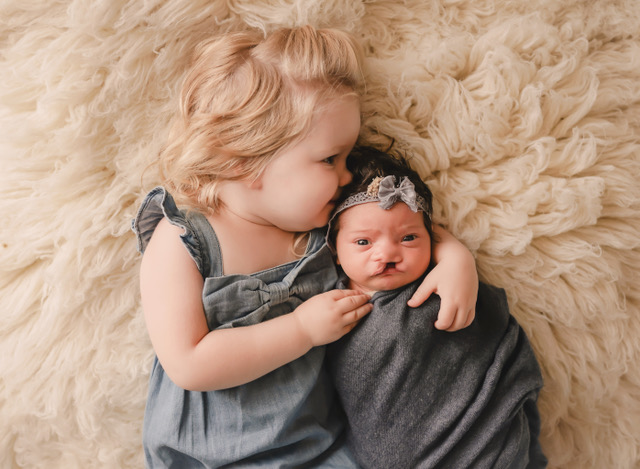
[341,321,359,335]
[463,308,476,328]
[345,302,373,324]
[408,280,436,307]
[446,309,467,332]
[445,306,476,332]
[434,303,456,331]
[338,290,371,308]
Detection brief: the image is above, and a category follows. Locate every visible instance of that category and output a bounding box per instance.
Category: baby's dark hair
[328,145,435,248]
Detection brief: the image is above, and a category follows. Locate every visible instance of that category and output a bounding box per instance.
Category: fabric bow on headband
[375,176,420,212]
[327,174,430,249]
[331,175,428,218]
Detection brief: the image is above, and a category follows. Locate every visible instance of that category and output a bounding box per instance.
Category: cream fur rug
[1,1,639,468]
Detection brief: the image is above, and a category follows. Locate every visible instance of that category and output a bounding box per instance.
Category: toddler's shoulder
[131,187,209,276]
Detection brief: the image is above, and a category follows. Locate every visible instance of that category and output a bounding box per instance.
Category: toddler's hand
[408,250,478,331]
[293,290,372,347]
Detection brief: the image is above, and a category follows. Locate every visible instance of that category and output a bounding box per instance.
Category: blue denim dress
[132,188,357,468]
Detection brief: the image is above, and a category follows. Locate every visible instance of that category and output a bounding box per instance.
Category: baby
[326,146,547,468]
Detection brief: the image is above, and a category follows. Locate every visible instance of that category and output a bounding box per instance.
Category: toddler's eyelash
[323,155,338,164]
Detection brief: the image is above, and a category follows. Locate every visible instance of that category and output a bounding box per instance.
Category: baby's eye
[356,239,369,246]
[402,235,417,242]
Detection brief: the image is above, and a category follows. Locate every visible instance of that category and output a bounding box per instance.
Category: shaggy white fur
[1,1,639,468]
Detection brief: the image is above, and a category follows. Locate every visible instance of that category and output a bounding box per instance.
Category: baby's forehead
[338,201,427,228]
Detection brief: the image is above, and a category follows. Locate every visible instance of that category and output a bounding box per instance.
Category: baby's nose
[373,242,401,262]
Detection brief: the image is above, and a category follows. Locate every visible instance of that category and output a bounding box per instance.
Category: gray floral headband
[331,175,429,220]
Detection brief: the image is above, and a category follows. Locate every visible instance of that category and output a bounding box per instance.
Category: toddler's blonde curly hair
[160,25,364,213]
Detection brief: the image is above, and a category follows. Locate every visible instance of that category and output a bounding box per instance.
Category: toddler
[132,27,478,468]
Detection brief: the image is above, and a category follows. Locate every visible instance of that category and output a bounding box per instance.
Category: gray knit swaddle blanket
[326,281,547,469]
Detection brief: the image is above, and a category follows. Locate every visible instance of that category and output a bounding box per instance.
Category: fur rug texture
[1,1,639,468]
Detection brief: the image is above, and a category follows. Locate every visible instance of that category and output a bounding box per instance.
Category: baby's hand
[293,290,372,347]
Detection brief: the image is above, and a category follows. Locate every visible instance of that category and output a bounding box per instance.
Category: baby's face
[335,201,432,294]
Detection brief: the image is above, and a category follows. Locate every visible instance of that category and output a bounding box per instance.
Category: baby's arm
[140,218,371,392]
[408,225,478,331]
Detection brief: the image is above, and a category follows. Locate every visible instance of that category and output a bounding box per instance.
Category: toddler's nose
[337,161,352,187]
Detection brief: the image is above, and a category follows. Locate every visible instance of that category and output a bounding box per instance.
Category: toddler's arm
[408,225,478,331]
[140,218,371,392]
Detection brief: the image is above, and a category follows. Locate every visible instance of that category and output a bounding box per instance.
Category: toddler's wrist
[291,308,315,350]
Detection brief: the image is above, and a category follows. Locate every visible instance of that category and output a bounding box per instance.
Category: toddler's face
[335,201,432,293]
[250,95,360,232]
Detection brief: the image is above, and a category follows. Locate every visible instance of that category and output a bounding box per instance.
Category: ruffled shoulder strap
[131,187,217,277]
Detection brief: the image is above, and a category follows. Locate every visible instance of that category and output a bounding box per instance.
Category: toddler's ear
[238,165,263,189]
[229,157,262,189]
[246,177,262,190]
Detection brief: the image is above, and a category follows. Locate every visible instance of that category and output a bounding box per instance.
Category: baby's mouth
[374,262,398,275]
